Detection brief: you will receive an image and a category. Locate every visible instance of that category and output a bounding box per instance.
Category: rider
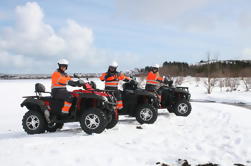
[145,64,169,92]
[51,59,83,116]
[100,61,131,110]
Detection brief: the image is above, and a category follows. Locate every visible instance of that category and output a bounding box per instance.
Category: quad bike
[21,74,117,135]
[119,80,159,124]
[157,80,192,116]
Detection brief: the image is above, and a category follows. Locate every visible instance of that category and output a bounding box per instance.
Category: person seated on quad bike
[51,59,83,116]
[100,61,132,110]
[145,64,169,92]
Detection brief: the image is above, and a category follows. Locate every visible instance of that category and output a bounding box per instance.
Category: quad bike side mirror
[168,80,173,87]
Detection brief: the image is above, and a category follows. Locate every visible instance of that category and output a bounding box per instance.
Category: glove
[68,80,78,87]
[104,73,112,79]
[129,79,137,85]
[164,77,173,85]
[90,81,96,89]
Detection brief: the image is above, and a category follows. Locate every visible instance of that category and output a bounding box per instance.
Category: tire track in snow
[191,99,251,111]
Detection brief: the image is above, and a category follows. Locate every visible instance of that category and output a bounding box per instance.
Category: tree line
[139,60,251,77]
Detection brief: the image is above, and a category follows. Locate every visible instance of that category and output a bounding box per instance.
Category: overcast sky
[0,0,251,74]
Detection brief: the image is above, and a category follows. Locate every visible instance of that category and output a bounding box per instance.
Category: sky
[0,0,251,74]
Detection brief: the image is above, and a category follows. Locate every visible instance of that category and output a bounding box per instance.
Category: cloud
[116,0,213,22]
[59,19,93,59]
[0,2,137,73]
[2,2,66,57]
[238,12,251,29]
[116,0,236,33]
[0,51,32,68]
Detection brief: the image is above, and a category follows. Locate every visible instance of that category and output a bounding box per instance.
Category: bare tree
[201,52,218,94]
[204,77,217,94]
[225,78,240,92]
[242,77,251,91]
[219,79,224,92]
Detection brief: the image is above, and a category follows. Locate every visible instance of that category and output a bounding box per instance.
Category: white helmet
[153,64,160,68]
[58,59,69,65]
[109,61,118,68]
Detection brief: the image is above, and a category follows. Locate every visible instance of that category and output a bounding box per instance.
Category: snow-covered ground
[0,78,251,166]
[181,77,251,105]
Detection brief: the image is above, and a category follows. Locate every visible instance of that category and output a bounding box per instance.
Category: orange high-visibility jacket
[100,72,131,88]
[146,71,164,86]
[51,70,72,89]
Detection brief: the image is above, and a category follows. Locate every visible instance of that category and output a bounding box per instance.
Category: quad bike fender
[79,93,104,101]
[134,89,156,98]
[79,93,115,112]
[21,97,47,113]
[103,102,116,113]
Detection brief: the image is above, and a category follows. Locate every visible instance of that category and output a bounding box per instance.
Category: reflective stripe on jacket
[51,70,72,89]
[100,72,131,88]
[146,71,163,86]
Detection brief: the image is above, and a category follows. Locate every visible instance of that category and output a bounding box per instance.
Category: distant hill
[0,73,101,80]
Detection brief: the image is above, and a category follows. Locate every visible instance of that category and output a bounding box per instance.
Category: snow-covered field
[0,78,251,166]
[182,77,251,105]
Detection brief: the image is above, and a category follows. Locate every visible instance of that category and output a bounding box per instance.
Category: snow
[182,77,251,105]
[0,78,251,166]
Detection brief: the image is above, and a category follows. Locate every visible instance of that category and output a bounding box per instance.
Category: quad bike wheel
[135,104,158,124]
[173,100,192,116]
[22,110,46,134]
[46,122,64,132]
[106,110,118,129]
[80,108,108,134]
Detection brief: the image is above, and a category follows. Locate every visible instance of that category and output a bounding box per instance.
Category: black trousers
[145,84,158,92]
[105,87,122,101]
[51,88,73,103]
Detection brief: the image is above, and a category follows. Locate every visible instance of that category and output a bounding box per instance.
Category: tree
[242,77,251,91]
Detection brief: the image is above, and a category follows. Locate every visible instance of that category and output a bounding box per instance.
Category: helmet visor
[153,67,158,72]
[59,64,68,69]
[109,66,117,72]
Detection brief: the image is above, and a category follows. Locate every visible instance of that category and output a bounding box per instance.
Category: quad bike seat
[124,89,134,94]
[35,83,46,93]
[35,83,51,95]
[34,83,64,112]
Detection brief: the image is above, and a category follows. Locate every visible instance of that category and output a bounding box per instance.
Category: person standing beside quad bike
[100,61,132,111]
[145,64,192,117]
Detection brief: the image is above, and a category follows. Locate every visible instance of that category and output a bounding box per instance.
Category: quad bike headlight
[188,94,191,100]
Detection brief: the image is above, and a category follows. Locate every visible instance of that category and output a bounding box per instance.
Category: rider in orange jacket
[100,61,131,110]
[51,59,82,116]
[145,64,167,92]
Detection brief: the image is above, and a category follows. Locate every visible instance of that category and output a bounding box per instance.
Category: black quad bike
[21,75,117,135]
[119,80,159,124]
[157,80,192,116]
